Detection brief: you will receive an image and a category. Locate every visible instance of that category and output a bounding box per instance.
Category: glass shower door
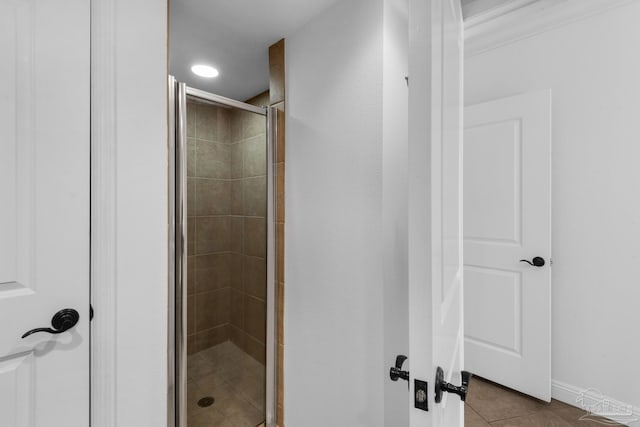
[170,78,277,427]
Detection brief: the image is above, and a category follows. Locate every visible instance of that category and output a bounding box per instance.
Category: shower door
[170,78,278,427]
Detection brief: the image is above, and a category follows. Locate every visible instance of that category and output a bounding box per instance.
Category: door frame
[90,0,119,424]
[408,0,465,425]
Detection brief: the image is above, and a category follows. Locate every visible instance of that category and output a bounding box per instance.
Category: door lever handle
[389,354,409,382]
[22,308,80,338]
[520,257,545,267]
[435,367,471,402]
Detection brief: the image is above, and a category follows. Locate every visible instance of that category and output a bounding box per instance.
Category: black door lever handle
[520,257,545,267]
[390,354,409,382]
[435,367,472,403]
[22,308,80,338]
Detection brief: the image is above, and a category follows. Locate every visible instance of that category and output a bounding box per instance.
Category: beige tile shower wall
[270,38,286,427]
[186,101,239,354]
[228,91,269,365]
[274,107,285,427]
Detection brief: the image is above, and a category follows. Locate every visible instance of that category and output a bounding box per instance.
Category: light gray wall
[465,2,640,410]
[382,0,410,425]
[285,0,385,424]
[110,0,168,424]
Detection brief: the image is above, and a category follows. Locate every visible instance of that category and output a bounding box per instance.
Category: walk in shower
[169,77,278,427]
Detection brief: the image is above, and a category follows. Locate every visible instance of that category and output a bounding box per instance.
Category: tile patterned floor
[187,351,628,427]
[187,341,266,427]
[466,377,628,427]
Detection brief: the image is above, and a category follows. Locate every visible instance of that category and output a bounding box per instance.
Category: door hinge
[90,304,94,321]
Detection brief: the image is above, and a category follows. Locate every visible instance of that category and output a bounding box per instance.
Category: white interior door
[463,90,552,401]
[0,0,90,425]
[408,0,464,425]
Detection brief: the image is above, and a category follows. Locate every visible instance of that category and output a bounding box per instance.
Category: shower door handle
[22,308,80,338]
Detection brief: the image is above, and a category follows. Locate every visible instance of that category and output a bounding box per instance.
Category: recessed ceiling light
[191,64,219,78]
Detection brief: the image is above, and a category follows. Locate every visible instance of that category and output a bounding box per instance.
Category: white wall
[465,2,640,410]
[382,0,410,425]
[285,0,386,424]
[104,0,168,425]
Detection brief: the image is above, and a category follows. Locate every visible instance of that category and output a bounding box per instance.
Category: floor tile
[465,378,629,427]
[187,341,266,427]
[227,404,264,426]
[188,355,218,382]
[187,411,214,427]
[466,404,491,427]
[547,400,628,427]
[466,377,546,422]
[489,409,575,426]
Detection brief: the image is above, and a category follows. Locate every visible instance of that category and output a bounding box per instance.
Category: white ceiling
[170,0,342,101]
[170,0,514,100]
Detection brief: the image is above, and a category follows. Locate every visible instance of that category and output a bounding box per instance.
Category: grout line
[188,323,228,337]
[188,214,267,219]
[465,404,491,424]
[486,414,528,423]
[186,176,268,181]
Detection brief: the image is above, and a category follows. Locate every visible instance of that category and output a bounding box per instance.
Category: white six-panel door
[408,0,464,425]
[0,0,90,425]
[464,90,552,401]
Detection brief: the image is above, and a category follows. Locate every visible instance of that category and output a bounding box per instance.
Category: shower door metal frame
[169,76,278,427]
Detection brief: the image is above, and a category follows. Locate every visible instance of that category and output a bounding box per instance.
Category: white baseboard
[552,380,640,424]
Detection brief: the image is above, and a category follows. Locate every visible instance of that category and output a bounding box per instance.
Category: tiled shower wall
[186,102,235,354]
[228,91,269,364]
[186,98,268,365]
[269,38,286,426]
